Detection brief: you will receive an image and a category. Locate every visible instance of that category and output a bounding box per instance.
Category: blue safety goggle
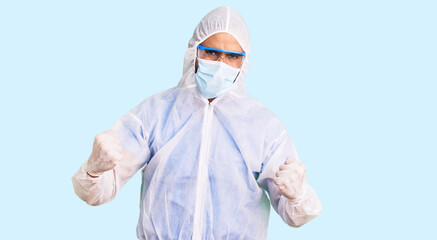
[197,45,246,56]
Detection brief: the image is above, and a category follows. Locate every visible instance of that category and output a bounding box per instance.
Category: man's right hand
[86,130,123,177]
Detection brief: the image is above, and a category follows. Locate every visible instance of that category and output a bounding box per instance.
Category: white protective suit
[72,6,322,240]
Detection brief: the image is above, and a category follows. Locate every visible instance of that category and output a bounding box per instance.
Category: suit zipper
[192,103,213,239]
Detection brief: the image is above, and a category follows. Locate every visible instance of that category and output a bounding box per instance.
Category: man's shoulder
[125,87,178,117]
[238,94,276,118]
[133,87,180,108]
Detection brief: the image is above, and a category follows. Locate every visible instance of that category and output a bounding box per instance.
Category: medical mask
[195,58,240,99]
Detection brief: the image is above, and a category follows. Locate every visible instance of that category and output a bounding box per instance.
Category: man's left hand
[274,157,306,203]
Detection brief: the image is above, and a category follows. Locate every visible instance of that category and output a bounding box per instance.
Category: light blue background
[1,0,436,239]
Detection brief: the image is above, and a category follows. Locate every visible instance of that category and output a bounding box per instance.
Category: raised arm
[72,109,151,206]
[257,130,322,227]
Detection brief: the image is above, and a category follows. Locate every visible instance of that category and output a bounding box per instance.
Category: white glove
[274,157,306,203]
[86,130,123,177]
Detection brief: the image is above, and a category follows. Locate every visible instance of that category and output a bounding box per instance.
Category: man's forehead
[200,32,243,53]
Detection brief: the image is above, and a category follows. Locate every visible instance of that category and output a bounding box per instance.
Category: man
[72,6,322,239]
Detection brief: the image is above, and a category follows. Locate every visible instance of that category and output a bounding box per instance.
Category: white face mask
[195,58,240,99]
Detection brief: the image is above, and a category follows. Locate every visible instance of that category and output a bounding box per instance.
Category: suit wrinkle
[214,109,261,187]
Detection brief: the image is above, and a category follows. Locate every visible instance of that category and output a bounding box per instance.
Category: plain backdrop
[1,0,436,239]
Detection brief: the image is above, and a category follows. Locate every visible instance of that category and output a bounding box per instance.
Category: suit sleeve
[257,125,322,227]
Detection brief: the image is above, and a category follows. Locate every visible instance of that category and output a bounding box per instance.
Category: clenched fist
[274,157,306,203]
[86,130,123,177]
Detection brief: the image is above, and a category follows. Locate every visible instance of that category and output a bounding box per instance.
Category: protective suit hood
[178,6,251,98]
